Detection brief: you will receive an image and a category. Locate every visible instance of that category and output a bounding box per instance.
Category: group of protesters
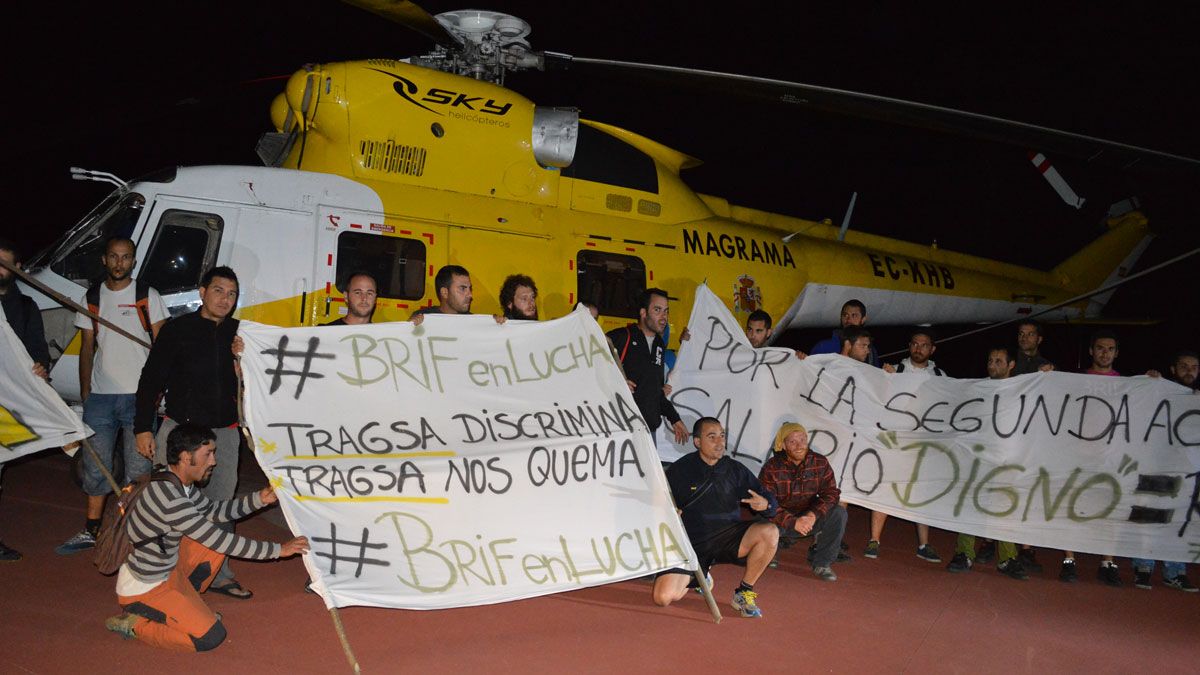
[1,234,1196,648]
[648,295,1199,618]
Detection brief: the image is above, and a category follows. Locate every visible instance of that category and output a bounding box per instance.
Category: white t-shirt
[74,283,168,394]
[897,357,946,377]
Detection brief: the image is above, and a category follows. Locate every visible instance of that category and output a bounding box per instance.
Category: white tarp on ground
[0,307,89,460]
[657,284,1200,563]
[239,307,697,610]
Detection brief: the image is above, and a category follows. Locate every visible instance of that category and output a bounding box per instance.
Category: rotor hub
[412,10,541,84]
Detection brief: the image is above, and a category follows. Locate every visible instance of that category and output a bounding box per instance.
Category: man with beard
[327,271,378,326]
[864,328,942,563]
[1167,350,1198,389]
[499,274,538,320]
[809,299,880,366]
[1013,320,1055,375]
[883,328,946,375]
[606,288,688,445]
[103,424,309,651]
[1134,348,1197,592]
[411,265,473,320]
[945,347,1027,580]
[1148,350,1198,390]
[134,266,251,598]
[758,423,845,581]
[57,237,168,556]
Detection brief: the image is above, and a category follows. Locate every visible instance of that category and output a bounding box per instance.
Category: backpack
[895,362,945,376]
[93,469,182,576]
[85,280,155,350]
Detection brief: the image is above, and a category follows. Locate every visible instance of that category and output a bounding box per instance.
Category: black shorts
[657,520,755,580]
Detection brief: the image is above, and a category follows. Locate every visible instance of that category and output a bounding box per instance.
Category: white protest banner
[658,284,1200,563]
[0,308,90,460]
[240,307,697,610]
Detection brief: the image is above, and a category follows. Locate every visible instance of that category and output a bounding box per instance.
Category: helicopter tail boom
[1050,210,1152,317]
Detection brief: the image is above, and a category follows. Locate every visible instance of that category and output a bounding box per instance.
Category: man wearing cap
[757,422,846,581]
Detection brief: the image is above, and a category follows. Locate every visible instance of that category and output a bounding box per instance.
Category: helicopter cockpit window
[576,250,646,319]
[141,210,224,296]
[562,125,658,194]
[48,192,145,285]
[335,232,426,300]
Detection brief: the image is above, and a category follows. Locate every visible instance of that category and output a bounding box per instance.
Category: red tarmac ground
[2,450,1197,674]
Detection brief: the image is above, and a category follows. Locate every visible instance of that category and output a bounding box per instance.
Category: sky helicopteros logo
[369,69,514,118]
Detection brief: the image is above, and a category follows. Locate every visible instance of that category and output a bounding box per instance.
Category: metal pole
[0,258,151,349]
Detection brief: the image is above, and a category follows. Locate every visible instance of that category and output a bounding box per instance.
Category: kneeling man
[653,417,779,617]
[105,424,309,651]
[758,422,846,581]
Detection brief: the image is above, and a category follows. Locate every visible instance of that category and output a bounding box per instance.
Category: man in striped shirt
[104,423,308,652]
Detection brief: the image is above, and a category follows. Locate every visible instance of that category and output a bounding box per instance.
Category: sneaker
[863,540,880,559]
[916,545,942,563]
[0,539,21,562]
[836,550,853,563]
[55,529,97,556]
[1098,563,1122,587]
[997,559,1029,580]
[975,541,997,565]
[692,572,714,595]
[1163,575,1198,592]
[812,565,838,582]
[1059,559,1078,583]
[1017,548,1043,574]
[104,613,139,640]
[1134,569,1152,590]
[731,588,762,618]
[946,552,972,573]
[768,556,780,569]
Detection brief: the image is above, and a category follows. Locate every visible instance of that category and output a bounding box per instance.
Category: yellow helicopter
[23,1,1197,401]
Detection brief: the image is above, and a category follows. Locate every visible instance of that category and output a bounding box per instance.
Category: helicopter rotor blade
[342,0,463,50]
[566,57,1199,173]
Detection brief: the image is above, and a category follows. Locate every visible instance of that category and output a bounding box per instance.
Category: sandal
[208,581,254,600]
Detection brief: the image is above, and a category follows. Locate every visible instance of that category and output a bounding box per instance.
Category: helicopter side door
[136,198,235,318]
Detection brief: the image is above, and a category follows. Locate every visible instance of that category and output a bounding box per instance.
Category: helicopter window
[576,250,646,320]
[140,210,224,296]
[48,192,145,285]
[335,232,426,300]
[562,125,658,194]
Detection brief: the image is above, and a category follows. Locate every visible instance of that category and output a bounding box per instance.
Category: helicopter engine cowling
[265,60,568,206]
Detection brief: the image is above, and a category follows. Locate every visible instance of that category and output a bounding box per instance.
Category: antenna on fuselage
[70,167,127,189]
[837,191,858,241]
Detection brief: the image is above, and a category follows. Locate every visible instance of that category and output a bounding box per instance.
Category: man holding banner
[1,294,91,562]
[654,417,778,617]
[104,423,309,651]
[945,347,1026,580]
[607,288,688,446]
[1,240,57,561]
[134,266,251,598]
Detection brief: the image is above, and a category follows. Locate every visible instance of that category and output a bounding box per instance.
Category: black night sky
[6,1,1199,375]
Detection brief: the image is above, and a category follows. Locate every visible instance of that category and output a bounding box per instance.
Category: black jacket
[666,451,778,544]
[1,288,49,368]
[606,324,680,432]
[134,311,239,433]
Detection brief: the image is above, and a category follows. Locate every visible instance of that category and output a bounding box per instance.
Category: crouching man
[758,422,847,581]
[104,424,309,651]
[653,417,779,618]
